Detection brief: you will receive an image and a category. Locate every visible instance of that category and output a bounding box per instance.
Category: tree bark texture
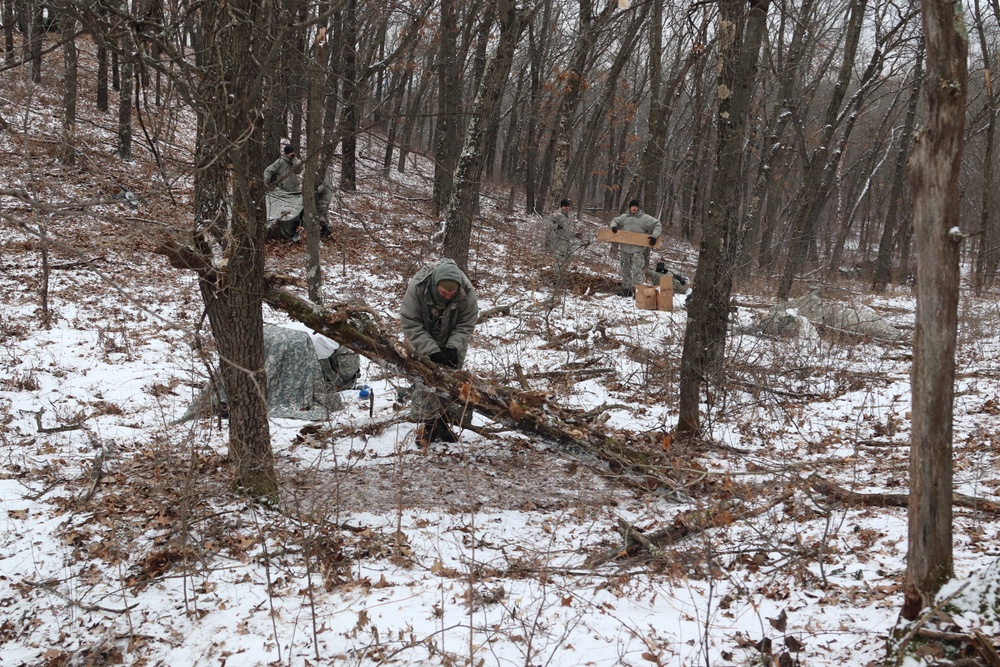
[442,0,531,273]
[677,0,770,436]
[902,0,967,621]
[433,0,460,214]
[190,0,279,501]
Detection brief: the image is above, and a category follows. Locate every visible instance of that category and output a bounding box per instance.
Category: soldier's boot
[429,419,458,444]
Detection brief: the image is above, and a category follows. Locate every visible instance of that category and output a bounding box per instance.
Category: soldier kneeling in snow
[399,259,479,448]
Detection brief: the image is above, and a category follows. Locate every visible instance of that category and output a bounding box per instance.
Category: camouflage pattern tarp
[266,190,303,223]
[179,326,353,422]
[755,290,902,341]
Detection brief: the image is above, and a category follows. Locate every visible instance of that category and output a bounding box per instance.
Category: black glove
[429,350,447,365]
[648,236,657,246]
[611,227,618,234]
[443,347,459,368]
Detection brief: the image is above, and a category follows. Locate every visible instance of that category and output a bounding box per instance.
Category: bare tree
[441,0,532,273]
[873,43,922,293]
[545,0,617,210]
[901,0,967,621]
[775,0,868,301]
[338,0,359,191]
[433,0,461,213]
[303,22,329,305]
[117,1,133,160]
[677,0,770,436]
[60,9,78,165]
[972,0,1000,292]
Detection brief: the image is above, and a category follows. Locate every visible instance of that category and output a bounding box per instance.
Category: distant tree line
[5,0,999,291]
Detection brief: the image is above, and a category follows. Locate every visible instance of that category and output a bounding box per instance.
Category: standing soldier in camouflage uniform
[609,199,661,297]
[545,199,575,269]
[315,170,333,238]
[399,259,479,447]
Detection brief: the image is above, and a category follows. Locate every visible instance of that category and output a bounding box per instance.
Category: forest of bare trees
[1,0,993,628]
[9,0,997,292]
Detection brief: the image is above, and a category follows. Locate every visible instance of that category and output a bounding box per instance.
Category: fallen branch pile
[263,285,669,481]
[584,490,792,567]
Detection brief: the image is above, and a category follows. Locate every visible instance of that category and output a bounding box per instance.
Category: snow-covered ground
[3,46,1000,667]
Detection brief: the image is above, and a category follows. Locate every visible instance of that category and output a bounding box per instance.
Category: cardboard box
[635,285,658,310]
[658,276,673,311]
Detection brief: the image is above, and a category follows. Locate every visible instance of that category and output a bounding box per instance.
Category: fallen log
[808,476,1000,514]
[262,285,668,479]
[584,491,792,567]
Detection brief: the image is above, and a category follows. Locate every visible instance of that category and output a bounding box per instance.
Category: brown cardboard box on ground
[658,276,673,311]
[635,285,658,310]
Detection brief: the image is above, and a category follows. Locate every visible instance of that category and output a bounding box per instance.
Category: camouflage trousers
[620,250,648,289]
[410,383,472,424]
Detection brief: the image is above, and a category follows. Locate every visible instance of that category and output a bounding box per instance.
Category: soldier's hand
[648,236,657,246]
[429,350,447,365]
[443,347,459,368]
[611,227,618,234]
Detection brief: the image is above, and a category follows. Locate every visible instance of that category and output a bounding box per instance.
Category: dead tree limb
[262,285,668,478]
[808,476,1000,514]
[584,491,792,568]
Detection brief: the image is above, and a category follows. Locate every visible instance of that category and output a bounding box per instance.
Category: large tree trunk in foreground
[901,0,967,622]
[187,0,278,502]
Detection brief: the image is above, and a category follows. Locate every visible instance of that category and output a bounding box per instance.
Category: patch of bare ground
[284,438,634,515]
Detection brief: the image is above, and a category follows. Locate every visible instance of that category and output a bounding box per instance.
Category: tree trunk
[973,0,999,292]
[901,0,967,621]
[874,49,922,293]
[3,0,13,67]
[339,0,359,191]
[442,0,531,273]
[28,1,42,83]
[61,10,78,166]
[637,0,665,212]
[188,0,279,502]
[117,26,133,160]
[303,25,328,305]
[677,0,770,436]
[433,0,461,213]
[547,0,615,210]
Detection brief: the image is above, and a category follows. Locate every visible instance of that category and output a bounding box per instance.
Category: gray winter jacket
[400,259,479,365]
[610,210,662,254]
[264,156,303,193]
